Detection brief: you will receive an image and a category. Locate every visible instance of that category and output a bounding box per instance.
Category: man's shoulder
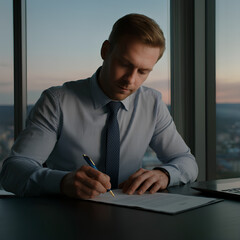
[138,85,162,100]
[130,86,165,113]
[63,77,90,88]
[45,78,91,98]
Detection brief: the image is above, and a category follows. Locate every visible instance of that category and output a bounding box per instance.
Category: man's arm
[0,88,112,199]
[119,97,198,194]
[148,97,198,187]
[0,88,66,196]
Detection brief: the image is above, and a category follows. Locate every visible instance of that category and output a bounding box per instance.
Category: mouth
[118,85,131,92]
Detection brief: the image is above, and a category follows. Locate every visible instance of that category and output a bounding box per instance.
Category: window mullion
[206,0,216,180]
[194,0,206,181]
[170,0,195,153]
[13,0,27,139]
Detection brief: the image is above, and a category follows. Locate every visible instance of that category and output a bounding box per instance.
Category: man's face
[98,36,161,101]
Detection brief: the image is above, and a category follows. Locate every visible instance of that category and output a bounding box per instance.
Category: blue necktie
[105,101,122,189]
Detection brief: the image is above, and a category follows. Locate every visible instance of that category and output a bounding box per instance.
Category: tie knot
[107,101,122,114]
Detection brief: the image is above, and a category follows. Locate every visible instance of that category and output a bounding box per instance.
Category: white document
[89,189,222,214]
[0,190,15,196]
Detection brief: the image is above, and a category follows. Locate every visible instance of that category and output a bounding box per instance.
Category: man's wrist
[153,167,170,186]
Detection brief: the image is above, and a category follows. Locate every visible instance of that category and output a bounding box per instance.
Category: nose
[125,68,137,85]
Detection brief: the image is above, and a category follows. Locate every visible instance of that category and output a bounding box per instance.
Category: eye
[118,58,128,67]
[121,63,129,67]
[138,69,148,75]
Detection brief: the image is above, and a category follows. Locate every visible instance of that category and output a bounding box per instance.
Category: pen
[83,154,115,197]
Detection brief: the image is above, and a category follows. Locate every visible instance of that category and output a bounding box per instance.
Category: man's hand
[60,165,111,199]
[119,168,169,195]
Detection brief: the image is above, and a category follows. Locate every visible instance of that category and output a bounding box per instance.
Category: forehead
[112,36,160,68]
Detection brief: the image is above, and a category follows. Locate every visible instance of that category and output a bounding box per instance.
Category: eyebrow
[118,56,153,72]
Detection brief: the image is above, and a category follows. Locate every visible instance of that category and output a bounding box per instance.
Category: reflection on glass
[27,0,171,167]
[0,1,14,170]
[216,0,240,178]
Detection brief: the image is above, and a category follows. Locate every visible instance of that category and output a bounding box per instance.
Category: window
[27,0,170,105]
[0,1,14,171]
[216,0,240,178]
[7,1,239,182]
[26,0,171,168]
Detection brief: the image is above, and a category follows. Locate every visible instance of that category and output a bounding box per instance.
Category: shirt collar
[90,67,130,111]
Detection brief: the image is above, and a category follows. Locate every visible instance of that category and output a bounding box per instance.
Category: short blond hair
[108,13,166,59]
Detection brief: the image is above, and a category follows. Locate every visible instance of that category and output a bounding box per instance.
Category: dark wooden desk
[0,184,240,240]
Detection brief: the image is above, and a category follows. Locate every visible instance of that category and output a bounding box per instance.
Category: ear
[101,40,111,60]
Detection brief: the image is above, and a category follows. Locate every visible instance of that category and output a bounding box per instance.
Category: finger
[137,169,170,194]
[136,176,157,195]
[75,182,103,199]
[85,165,111,182]
[152,169,169,190]
[149,182,163,194]
[124,170,152,195]
[122,168,147,193]
[79,165,111,190]
[76,169,108,194]
[61,171,100,199]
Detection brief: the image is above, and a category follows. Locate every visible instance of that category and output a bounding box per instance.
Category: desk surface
[0,184,240,240]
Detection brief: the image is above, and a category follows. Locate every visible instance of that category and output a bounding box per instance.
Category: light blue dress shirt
[0,68,198,196]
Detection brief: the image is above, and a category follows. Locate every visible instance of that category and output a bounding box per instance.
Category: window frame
[13,0,27,139]
[170,0,216,181]
[205,0,216,180]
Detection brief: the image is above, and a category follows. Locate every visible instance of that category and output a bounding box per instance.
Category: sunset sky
[216,0,240,103]
[0,0,239,105]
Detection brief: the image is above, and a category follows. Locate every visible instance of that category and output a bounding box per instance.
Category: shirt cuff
[27,168,70,196]
[42,169,70,194]
[154,165,181,187]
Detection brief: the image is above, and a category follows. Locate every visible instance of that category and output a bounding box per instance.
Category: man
[0,13,198,199]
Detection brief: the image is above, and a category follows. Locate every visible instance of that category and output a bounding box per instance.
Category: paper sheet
[89,189,222,214]
[0,190,15,196]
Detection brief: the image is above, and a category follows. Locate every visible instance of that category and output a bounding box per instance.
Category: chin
[111,94,128,101]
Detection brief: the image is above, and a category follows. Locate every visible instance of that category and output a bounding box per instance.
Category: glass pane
[0,1,14,172]
[216,0,240,178]
[27,0,171,168]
